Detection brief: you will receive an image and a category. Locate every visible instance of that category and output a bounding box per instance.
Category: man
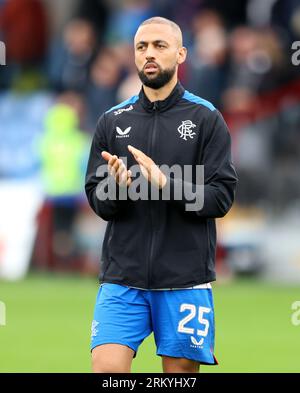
[85,17,237,373]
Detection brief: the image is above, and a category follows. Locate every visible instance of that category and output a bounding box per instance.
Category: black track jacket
[85,81,238,289]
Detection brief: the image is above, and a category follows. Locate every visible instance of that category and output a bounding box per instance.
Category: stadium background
[0,0,300,372]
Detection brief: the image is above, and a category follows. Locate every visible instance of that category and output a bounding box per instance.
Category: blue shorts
[90,283,218,365]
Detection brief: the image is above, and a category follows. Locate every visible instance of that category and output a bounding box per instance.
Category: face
[134,23,187,89]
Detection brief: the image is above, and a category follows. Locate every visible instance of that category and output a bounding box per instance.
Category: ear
[177,46,187,65]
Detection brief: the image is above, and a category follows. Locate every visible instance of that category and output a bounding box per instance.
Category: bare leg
[162,356,200,373]
[92,344,135,373]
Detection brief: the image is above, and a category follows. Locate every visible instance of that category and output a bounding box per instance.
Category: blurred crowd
[1,0,300,280]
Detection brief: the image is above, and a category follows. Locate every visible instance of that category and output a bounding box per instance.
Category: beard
[138,64,177,90]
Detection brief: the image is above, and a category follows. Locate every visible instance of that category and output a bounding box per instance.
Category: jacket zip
[147,102,158,288]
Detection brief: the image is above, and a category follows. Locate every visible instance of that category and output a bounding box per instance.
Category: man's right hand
[101,151,132,187]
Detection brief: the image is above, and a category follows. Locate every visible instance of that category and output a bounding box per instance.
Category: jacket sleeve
[85,114,125,221]
[163,110,238,218]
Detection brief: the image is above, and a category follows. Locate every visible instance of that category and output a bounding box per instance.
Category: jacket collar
[139,81,185,113]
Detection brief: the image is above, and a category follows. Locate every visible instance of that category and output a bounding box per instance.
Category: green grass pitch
[0,273,299,373]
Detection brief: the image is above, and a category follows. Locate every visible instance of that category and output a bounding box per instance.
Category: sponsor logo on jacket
[114,105,133,116]
[116,126,131,138]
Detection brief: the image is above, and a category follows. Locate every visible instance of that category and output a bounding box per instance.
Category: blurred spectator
[0,0,48,90]
[247,0,278,28]
[47,18,97,92]
[111,41,136,72]
[104,0,155,44]
[0,91,53,178]
[290,2,300,39]
[85,47,122,130]
[186,9,228,107]
[39,101,89,196]
[37,99,90,269]
[150,0,203,47]
[73,205,106,275]
[56,90,86,128]
[0,0,48,64]
[272,0,300,41]
[226,27,262,93]
[117,72,141,103]
[222,26,288,113]
[42,0,80,37]
[76,0,108,39]
[222,88,256,115]
[202,0,249,28]
[111,42,142,103]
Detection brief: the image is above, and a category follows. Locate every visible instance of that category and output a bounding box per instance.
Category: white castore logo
[178,120,197,140]
[116,126,131,138]
[190,336,204,347]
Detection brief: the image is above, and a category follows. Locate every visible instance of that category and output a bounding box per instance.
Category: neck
[143,75,178,102]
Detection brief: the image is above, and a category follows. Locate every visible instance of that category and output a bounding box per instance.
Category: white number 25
[177,304,211,337]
